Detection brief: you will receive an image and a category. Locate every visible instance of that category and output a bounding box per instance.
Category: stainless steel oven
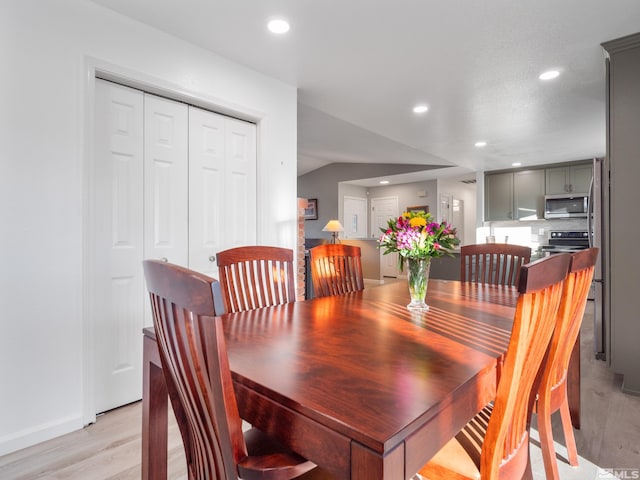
[540,230,590,256]
[540,230,593,300]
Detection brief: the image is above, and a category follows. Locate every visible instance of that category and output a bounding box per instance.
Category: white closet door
[143,94,189,267]
[93,79,144,413]
[188,109,257,276]
[225,117,257,248]
[188,106,225,277]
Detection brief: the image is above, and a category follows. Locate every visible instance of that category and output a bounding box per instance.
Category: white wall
[0,0,297,455]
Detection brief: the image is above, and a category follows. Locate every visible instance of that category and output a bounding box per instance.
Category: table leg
[351,441,405,479]
[142,335,168,480]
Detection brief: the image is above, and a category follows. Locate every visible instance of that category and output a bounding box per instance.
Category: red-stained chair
[460,243,532,287]
[216,246,296,313]
[535,248,599,480]
[309,244,364,298]
[418,253,571,480]
[143,260,332,480]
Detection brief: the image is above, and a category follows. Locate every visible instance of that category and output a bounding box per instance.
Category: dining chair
[535,248,599,480]
[417,253,571,480]
[309,244,364,298]
[143,259,333,480]
[460,243,532,287]
[216,246,296,313]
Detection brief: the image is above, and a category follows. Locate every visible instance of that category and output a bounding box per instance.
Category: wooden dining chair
[460,243,532,287]
[216,246,296,313]
[535,248,599,480]
[309,244,364,298]
[143,260,332,480]
[417,253,571,480]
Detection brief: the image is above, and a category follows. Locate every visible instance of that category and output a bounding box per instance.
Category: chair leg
[537,401,561,480]
[559,398,579,466]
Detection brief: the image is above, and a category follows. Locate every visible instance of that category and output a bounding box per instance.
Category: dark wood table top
[221,280,518,478]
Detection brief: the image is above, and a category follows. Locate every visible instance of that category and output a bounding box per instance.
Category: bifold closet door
[93,79,145,413]
[142,94,188,327]
[188,106,257,276]
[93,80,256,413]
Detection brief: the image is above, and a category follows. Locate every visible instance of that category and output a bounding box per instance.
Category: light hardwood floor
[1,301,639,479]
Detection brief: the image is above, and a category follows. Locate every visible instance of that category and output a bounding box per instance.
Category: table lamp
[322,220,344,243]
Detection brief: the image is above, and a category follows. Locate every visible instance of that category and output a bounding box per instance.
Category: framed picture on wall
[406,205,429,214]
[304,198,318,220]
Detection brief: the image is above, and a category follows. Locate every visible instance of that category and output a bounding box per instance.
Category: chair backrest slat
[309,244,364,298]
[460,243,532,286]
[217,246,296,313]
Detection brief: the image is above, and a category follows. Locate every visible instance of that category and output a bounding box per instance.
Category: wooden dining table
[141,279,578,480]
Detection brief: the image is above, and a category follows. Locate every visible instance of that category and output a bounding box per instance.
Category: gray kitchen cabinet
[485,169,545,221]
[485,172,513,220]
[545,163,592,194]
[514,169,545,220]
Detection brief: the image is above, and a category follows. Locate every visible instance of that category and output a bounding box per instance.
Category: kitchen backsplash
[480,218,589,252]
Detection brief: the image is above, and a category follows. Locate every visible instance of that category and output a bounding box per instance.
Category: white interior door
[371,196,399,277]
[143,94,188,327]
[188,106,225,277]
[93,79,144,414]
[224,117,257,249]
[343,196,368,239]
[143,94,188,267]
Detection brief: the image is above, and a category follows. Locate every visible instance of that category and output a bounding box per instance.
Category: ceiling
[89,0,640,185]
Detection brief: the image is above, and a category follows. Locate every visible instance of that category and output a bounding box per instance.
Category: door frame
[82,57,264,425]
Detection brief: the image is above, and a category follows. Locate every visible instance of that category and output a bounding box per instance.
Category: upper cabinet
[545,163,592,194]
[485,172,513,221]
[514,170,545,220]
[485,169,545,221]
[485,161,591,222]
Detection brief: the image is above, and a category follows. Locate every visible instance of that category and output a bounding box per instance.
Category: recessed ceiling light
[539,70,560,80]
[379,180,390,185]
[267,18,290,34]
[512,162,522,167]
[413,105,429,114]
[475,141,487,147]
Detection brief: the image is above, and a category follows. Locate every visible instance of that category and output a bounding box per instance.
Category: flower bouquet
[378,210,458,310]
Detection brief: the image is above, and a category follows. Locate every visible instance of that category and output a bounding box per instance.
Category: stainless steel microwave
[544,194,589,219]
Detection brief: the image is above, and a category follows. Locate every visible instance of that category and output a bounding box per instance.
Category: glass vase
[406,257,431,311]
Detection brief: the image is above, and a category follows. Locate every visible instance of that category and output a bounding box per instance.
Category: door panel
[371,197,399,277]
[188,107,225,276]
[94,79,144,413]
[144,94,188,267]
[225,117,257,248]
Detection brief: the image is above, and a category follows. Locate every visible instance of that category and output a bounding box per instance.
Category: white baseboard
[0,414,83,456]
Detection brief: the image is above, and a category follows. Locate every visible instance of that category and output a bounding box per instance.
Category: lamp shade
[322,220,344,232]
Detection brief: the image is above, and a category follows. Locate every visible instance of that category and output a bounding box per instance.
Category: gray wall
[298,166,341,240]
[298,162,450,239]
